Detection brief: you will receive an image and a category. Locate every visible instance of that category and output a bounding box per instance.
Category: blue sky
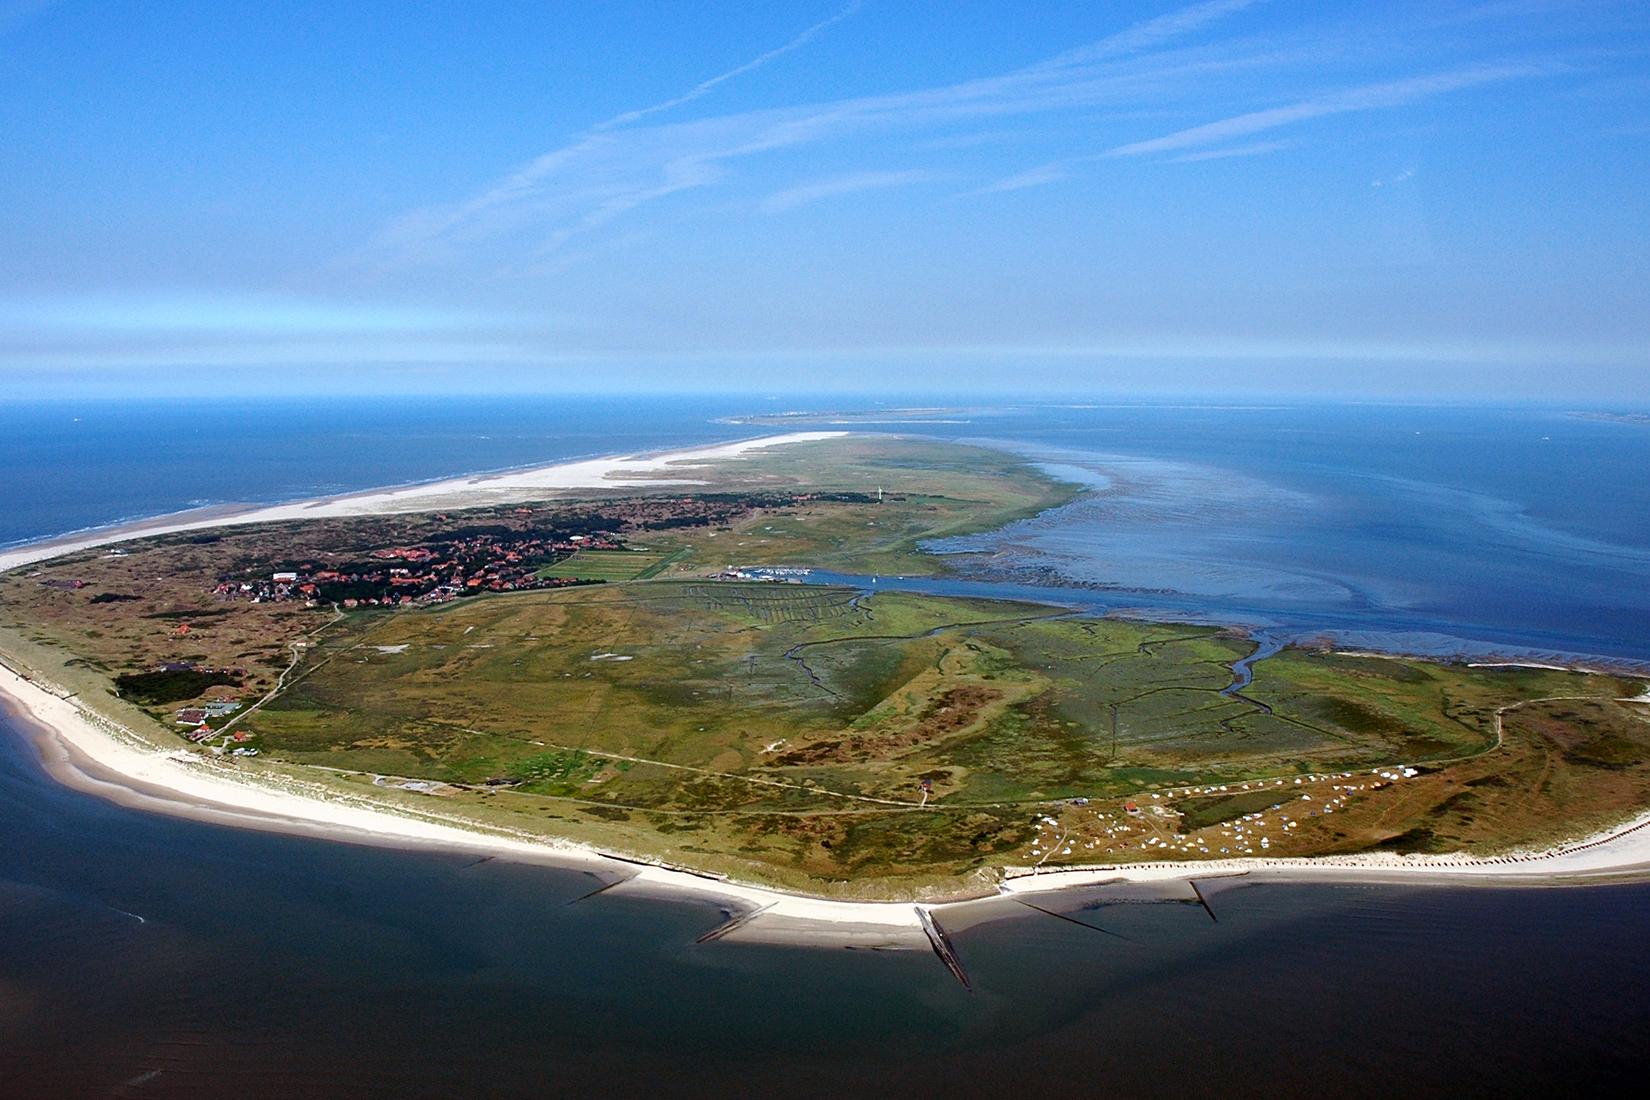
[2,0,1648,399]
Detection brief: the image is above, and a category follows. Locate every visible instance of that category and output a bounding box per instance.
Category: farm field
[537,547,683,581]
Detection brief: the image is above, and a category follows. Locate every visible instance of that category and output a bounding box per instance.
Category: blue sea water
[0,395,763,549]
[1,711,1648,1098]
[879,404,1650,663]
[5,395,1650,1095]
[5,396,1650,662]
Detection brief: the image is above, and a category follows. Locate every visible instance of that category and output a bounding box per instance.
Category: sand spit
[0,431,846,576]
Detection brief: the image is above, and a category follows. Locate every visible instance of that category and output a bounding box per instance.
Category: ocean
[1,718,1647,1098]
[7,396,1648,661]
[0,395,763,551]
[4,394,1650,1095]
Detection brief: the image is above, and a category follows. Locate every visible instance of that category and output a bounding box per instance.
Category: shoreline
[1337,648,1650,678]
[4,429,1650,945]
[0,430,847,576]
[6,658,1650,950]
[0,663,931,946]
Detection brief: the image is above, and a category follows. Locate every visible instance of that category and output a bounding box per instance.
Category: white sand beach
[0,662,927,944]
[6,655,1650,950]
[0,431,846,576]
[4,424,1650,946]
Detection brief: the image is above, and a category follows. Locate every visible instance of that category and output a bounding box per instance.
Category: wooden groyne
[1012,897,1131,940]
[563,873,634,906]
[915,906,972,991]
[1189,878,1219,922]
[695,903,774,943]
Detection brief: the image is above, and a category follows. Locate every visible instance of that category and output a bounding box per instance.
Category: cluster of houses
[1028,766,1427,863]
[204,490,881,611]
[714,566,815,581]
[211,529,622,609]
[174,698,243,727]
[170,691,250,745]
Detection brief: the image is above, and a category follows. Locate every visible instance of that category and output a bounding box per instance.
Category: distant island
[2,434,1648,925]
[1572,411,1650,427]
[718,405,992,427]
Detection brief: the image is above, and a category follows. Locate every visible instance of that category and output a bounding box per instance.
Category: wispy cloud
[355,2,1566,276]
[1028,0,1264,70]
[0,292,534,369]
[596,2,863,131]
[971,162,1074,194]
[1106,64,1548,157]
[0,293,501,335]
[1371,166,1416,187]
[359,0,1268,270]
[1169,139,1291,162]
[761,169,933,212]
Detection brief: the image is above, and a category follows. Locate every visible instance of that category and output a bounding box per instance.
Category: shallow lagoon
[902,404,1650,663]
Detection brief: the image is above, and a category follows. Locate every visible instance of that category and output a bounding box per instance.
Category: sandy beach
[0,430,846,576]
[6,654,1650,951]
[0,662,927,944]
[4,425,1650,948]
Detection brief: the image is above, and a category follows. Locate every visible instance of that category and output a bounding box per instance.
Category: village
[207,491,868,610]
[1027,765,1424,866]
[208,516,629,610]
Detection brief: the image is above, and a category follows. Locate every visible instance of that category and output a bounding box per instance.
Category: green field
[537,547,683,581]
[236,580,1646,891]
